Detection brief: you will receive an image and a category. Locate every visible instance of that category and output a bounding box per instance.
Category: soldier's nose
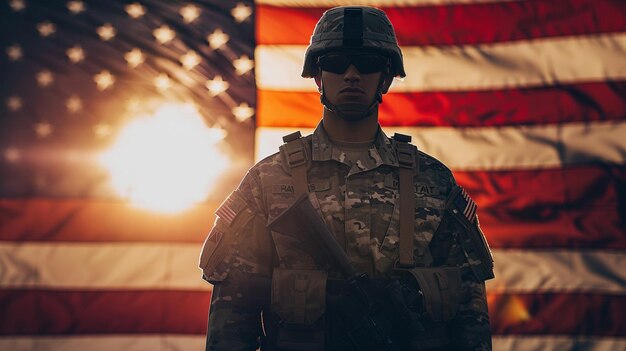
[344,64,361,81]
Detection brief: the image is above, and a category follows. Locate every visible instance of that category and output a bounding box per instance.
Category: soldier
[199,6,494,351]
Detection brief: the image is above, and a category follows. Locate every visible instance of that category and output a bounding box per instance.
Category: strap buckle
[396,143,415,169]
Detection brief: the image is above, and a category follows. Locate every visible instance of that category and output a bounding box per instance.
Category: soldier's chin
[335,103,370,122]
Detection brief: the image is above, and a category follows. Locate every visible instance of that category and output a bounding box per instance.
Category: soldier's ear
[381,74,393,94]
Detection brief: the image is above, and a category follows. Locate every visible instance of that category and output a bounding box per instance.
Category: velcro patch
[415,184,440,196]
[215,192,246,225]
[453,187,477,221]
[272,184,294,194]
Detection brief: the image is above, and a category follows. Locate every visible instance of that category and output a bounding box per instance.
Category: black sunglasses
[317,53,389,74]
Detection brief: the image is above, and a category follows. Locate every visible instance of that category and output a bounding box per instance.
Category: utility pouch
[272,268,327,350]
[399,267,461,322]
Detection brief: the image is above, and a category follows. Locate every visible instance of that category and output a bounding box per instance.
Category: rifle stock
[267,193,357,279]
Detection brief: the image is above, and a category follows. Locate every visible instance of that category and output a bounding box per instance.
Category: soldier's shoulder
[416,149,453,176]
[414,149,456,192]
[248,133,312,178]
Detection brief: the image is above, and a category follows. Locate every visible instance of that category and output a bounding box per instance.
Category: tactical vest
[264,131,478,351]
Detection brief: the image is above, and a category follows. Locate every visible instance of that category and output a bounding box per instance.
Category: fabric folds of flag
[1,0,255,350]
[1,0,626,350]
[254,0,626,350]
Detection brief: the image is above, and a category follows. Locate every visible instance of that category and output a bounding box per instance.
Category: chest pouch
[401,266,461,322]
[271,268,327,350]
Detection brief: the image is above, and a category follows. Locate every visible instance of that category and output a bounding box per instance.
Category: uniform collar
[311,121,399,169]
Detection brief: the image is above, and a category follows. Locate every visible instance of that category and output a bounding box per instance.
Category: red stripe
[0,289,211,335]
[2,289,625,336]
[0,198,216,243]
[1,166,623,248]
[257,0,626,46]
[257,81,626,128]
[488,292,626,337]
[458,165,626,249]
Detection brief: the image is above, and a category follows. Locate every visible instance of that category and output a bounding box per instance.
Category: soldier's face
[320,64,382,105]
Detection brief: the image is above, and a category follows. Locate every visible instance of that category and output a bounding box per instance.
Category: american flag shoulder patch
[451,186,478,222]
[215,192,247,226]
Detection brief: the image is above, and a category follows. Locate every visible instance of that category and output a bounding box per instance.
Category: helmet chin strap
[319,74,385,122]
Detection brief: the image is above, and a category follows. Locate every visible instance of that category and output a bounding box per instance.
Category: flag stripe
[0,199,215,243]
[256,0,519,6]
[0,290,210,335]
[489,292,626,336]
[257,0,626,45]
[256,33,626,91]
[0,242,208,290]
[1,335,625,351]
[257,81,626,128]
[492,335,626,351]
[0,335,206,351]
[255,121,626,171]
[1,289,625,336]
[488,250,626,294]
[2,242,625,293]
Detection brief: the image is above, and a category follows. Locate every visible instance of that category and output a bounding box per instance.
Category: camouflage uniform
[200,122,494,350]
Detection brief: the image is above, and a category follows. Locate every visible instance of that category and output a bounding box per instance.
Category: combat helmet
[301,6,406,78]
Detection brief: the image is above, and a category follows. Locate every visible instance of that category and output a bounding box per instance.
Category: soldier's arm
[431,185,494,351]
[200,172,273,351]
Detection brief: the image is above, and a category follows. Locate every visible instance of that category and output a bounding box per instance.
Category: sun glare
[100,103,229,213]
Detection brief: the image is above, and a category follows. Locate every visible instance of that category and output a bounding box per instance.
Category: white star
[180,4,201,23]
[66,45,85,63]
[124,48,145,68]
[6,44,22,61]
[6,96,23,111]
[180,50,201,70]
[231,3,252,23]
[4,147,21,163]
[67,1,85,14]
[233,54,254,75]
[153,25,176,44]
[93,122,112,138]
[205,76,229,96]
[207,28,229,50]
[94,70,115,91]
[9,0,25,12]
[37,21,56,37]
[125,2,146,19]
[35,121,53,138]
[36,70,54,87]
[154,73,171,91]
[97,23,116,41]
[232,102,254,122]
[66,96,83,113]
[126,97,141,112]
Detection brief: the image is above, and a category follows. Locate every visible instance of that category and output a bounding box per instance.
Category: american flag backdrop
[1,0,625,350]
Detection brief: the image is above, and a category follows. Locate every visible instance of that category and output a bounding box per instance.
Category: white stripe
[493,335,626,351]
[1,335,624,351]
[255,120,626,171]
[256,0,520,6]
[488,249,626,294]
[1,245,625,294]
[256,32,626,92]
[0,242,209,290]
[0,335,204,351]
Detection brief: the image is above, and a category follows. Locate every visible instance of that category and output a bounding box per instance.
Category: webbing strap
[282,131,309,198]
[394,134,417,268]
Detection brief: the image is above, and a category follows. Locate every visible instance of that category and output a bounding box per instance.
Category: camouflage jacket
[200,123,494,351]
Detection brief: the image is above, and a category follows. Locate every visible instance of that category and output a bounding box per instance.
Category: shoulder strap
[281,131,309,198]
[393,133,418,268]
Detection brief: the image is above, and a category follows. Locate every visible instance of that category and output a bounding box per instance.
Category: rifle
[268,194,423,351]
